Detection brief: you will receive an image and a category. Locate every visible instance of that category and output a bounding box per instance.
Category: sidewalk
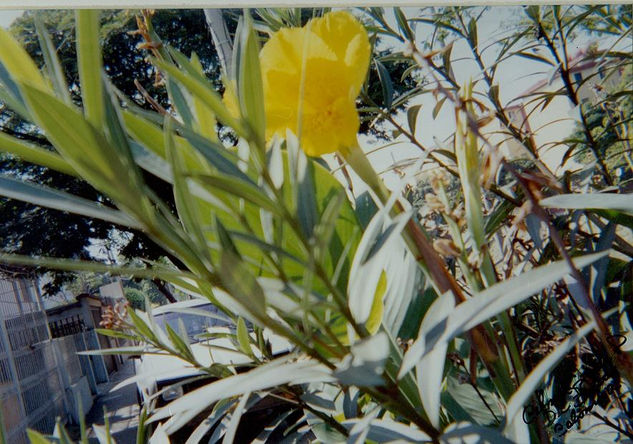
[85,358,140,443]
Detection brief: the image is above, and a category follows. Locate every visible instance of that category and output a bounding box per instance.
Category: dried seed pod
[512,200,533,228]
[433,238,461,257]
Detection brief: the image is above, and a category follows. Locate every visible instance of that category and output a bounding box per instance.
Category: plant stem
[341,144,518,401]
[505,160,633,387]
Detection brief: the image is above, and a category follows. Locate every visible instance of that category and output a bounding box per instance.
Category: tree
[0,9,225,296]
[569,63,633,180]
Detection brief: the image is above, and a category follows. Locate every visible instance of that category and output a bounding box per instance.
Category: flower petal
[259,10,370,156]
[309,11,371,95]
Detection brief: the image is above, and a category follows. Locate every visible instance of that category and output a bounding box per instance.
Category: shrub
[1,6,631,443]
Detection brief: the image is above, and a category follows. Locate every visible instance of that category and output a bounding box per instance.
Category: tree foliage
[0,9,224,294]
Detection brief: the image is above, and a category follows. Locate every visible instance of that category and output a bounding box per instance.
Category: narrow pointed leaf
[222,392,250,444]
[415,292,455,428]
[236,317,253,357]
[0,132,76,176]
[541,193,633,215]
[238,14,266,145]
[34,14,71,104]
[76,10,104,127]
[155,59,247,137]
[407,104,421,134]
[375,59,394,109]
[150,357,333,425]
[0,26,48,91]
[0,175,140,229]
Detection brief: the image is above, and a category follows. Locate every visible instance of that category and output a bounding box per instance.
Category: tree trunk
[203,9,233,74]
[152,278,177,303]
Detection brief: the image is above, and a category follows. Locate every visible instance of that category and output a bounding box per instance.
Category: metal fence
[0,278,64,444]
[0,278,127,442]
[0,278,112,443]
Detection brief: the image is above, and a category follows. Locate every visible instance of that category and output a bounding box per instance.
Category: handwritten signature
[522,334,626,437]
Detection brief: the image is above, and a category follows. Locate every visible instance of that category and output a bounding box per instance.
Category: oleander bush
[1,6,632,443]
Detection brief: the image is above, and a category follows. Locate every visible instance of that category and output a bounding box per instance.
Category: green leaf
[455,84,485,251]
[19,83,123,192]
[166,46,210,83]
[185,399,236,444]
[0,131,77,176]
[177,125,255,185]
[348,208,410,325]
[95,328,139,341]
[128,309,159,344]
[524,5,541,22]
[448,251,607,337]
[413,292,455,428]
[189,54,218,142]
[441,422,513,443]
[0,253,199,288]
[540,193,633,215]
[297,154,318,239]
[34,14,71,105]
[165,322,196,363]
[393,7,415,41]
[236,317,254,358]
[155,58,247,138]
[514,51,555,66]
[0,175,141,229]
[165,117,210,262]
[228,231,305,266]
[102,81,149,202]
[136,406,150,444]
[122,110,167,158]
[151,357,332,433]
[407,104,422,134]
[76,10,104,127]
[432,97,447,119]
[400,252,608,378]
[219,252,267,317]
[27,430,52,444]
[445,377,502,426]
[375,59,394,109]
[442,42,454,77]
[341,418,430,442]
[193,173,281,216]
[334,333,389,386]
[355,191,378,230]
[216,217,241,259]
[79,346,147,356]
[365,271,386,335]
[313,188,346,264]
[223,392,250,444]
[0,26,48,92]
[166,78,195,128]
[0,74,30,120]
[484,199,514,236]
[238,13,266,145]
[467,18,478,49]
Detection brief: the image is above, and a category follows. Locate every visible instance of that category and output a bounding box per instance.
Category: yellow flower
[260,11,370,156]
